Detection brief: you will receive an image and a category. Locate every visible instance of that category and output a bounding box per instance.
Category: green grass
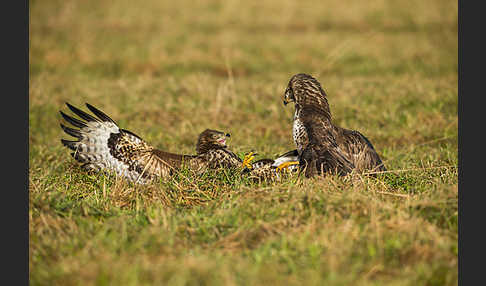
[30,0,458,285]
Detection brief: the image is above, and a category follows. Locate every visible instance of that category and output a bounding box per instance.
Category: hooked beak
[283,100,288,106]
[217,138,227,146]
[217,133,230,147]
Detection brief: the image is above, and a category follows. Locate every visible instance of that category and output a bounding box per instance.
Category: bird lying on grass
[60,103,257,184]
[282,73,386,178]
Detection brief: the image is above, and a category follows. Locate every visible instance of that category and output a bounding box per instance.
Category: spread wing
[298,107,355,177]
[60,103,189,184]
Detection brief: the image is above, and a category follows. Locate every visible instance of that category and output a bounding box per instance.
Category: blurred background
[30,0,457,171]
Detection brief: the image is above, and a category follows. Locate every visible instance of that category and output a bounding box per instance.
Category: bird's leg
[241,151,256,169]
[276,161,299,172]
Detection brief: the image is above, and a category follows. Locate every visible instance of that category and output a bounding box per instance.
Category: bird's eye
[212,134,217,139]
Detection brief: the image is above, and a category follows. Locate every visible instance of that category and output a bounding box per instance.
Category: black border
[3,0,29,284]
[458,0,481,285]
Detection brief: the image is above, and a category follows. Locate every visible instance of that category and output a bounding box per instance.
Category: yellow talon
[241,151,256,169]
[276,161,299,172]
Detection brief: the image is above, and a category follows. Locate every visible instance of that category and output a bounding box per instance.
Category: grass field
[29,0,458,285]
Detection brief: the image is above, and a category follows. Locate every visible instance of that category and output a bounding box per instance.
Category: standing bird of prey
[60,103,254,184]
[282,73,386,178]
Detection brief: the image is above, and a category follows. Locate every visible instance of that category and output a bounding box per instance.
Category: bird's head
[196,129,231,154]
[283,73,331,117]
[283,73,327,106]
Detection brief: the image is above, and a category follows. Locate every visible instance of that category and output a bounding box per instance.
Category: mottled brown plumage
[283,73,386,178]
[60,103,247,184]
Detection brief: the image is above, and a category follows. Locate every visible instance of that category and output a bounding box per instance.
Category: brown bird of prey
[60,103,254,184]
[282,73,386,178]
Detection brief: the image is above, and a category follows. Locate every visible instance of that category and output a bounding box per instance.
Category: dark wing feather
[300,139,353,177]
[299,107,354,177]
[61,139,78,151]
[60,123,83,139]
[60,111,88,128]
[339,129,386,172]
[66,102,99,122]
[120,129,144,141]
[85,103,117,124]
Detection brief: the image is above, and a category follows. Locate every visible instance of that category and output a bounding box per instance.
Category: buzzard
[282,73,386,178]
[60,103,254,184]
